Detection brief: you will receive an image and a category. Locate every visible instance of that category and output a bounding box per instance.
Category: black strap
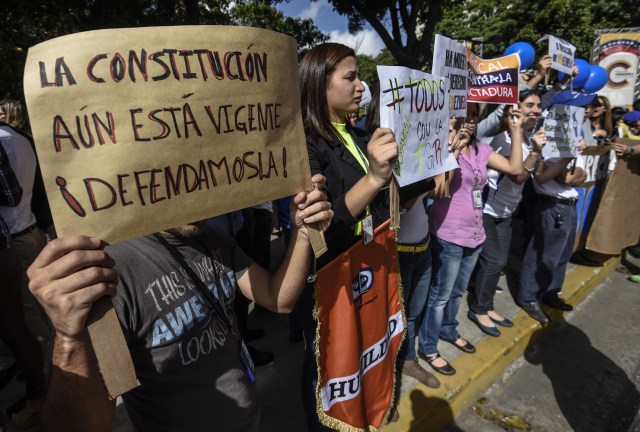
[153,233,240,343]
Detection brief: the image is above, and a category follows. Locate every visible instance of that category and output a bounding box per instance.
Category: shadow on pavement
[409,390,463,431]
[524,314,640,432]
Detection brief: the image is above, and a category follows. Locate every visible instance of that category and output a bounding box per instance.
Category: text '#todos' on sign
[377,65,458,187]
[23,26,310,244]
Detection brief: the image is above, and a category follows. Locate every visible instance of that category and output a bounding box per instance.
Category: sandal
[418,352,456,376]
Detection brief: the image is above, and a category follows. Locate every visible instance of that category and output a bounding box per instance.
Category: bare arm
[237,174,333,313]
[526,55,552,89]
[534,157,574,184]
[27,236,119,431]
[487,109,524,175]
[508,127,545,185]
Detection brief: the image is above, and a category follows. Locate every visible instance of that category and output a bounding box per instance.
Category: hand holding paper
[366,128,398,189]
[27,236,117,342]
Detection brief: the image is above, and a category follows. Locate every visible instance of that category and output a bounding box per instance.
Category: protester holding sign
[468,90,546,336]
[418,103,524,376]
[28,174,333,432]
[517,125,587,323]
[298,43,399,430]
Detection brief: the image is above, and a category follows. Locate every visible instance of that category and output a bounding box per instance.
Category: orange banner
[466,48,520,105]
[315,220,403,431]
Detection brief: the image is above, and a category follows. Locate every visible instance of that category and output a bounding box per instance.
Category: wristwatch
[630,147,636,155]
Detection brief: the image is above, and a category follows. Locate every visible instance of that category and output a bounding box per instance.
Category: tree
[229,2,328,54]
[326,0,445,70]
[436,0,640,60]
[0,0,327,99]
[357,48,397,87]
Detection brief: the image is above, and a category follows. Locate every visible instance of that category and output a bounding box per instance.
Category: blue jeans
[518,200,577,304]
[397,248,432,361]
[419,236,482,356]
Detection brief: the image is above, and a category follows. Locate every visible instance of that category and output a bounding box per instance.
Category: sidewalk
[382,256,622,431]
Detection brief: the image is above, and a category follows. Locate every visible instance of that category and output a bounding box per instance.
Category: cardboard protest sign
[432,34,468,117]
[467,48,520,105]
[541,105,585,158]
[24,26,311,245]
[377,65,457,187]
[539,35,576,75]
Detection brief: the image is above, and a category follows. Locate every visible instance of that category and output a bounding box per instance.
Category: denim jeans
[470,214,513,314]
[397,248,432,361]
[419,236,482,356]
[518,200,577,304]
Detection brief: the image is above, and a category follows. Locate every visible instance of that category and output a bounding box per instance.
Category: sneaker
[629,274,640,283]
[400,359,441,388]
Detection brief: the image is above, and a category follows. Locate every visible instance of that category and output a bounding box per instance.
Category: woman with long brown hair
[297,42,398,430]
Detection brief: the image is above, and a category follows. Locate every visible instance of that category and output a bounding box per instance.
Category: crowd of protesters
[0,37,639,432]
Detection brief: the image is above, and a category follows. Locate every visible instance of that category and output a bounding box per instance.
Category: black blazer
[306,127,389,267]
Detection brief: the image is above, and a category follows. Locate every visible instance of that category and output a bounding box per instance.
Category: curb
[383,256,621,431]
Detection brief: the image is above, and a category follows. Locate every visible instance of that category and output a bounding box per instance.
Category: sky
[276,0,386,56]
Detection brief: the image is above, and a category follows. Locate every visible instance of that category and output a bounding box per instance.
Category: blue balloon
[573,59,591,88]
[582,65,608,93]
[504,42,536,70]
[557,58,591,88]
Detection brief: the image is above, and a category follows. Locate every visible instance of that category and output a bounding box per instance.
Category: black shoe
[247,346,274,367]
[490,315,514,328]
[245,328,265,342]
[441,337,476,354]
[542,296,573,311]
[520,302,549,324]
[418,352,456,376]
[468,311,500,337]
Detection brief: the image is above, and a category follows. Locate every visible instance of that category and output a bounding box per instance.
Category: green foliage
[436,0,640,60]
[229,3,328,54]
[357,49,397,87]
[326,1,444,69]
[0,0,327,99]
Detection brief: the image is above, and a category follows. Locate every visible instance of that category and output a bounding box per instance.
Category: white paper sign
[540,35,576,75]
[432,34,468,117]
[377,65,458,187]
[542,104,585,158]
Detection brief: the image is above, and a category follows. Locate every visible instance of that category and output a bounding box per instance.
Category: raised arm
[508,127,545,185]
[487,109,524,175]
[343,127,398,217]
[27,236,118,432]
[237,174,333,313]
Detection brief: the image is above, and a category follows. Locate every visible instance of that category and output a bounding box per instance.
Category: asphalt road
[446,255,640,432]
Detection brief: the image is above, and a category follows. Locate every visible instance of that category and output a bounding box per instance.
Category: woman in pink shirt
[417,102,524,375]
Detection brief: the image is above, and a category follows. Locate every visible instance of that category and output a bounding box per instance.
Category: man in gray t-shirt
[26,175,332,432]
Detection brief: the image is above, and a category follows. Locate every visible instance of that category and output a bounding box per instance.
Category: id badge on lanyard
[362,214,374,244]
[472,189,483,209]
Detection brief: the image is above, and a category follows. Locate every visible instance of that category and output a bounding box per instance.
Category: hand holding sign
[507,107,525,132]
[366,128,399,189]
[532,127,547,152]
